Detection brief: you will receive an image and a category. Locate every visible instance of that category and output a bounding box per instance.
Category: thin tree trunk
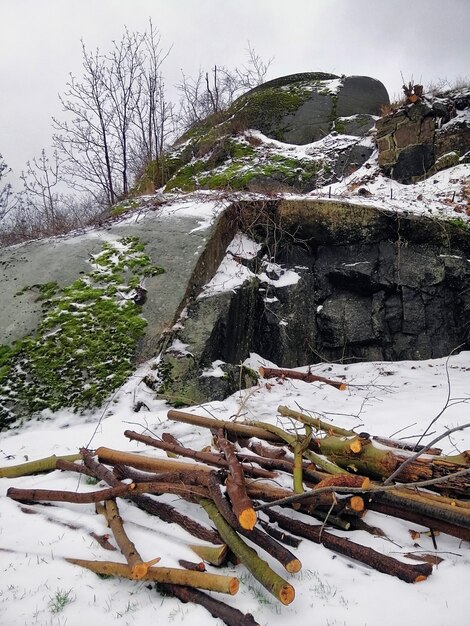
[167,409,282,442]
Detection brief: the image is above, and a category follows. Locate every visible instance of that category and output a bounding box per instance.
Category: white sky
[1,0,469,185]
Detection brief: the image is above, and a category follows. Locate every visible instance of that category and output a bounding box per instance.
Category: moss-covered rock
[0,237,164,428]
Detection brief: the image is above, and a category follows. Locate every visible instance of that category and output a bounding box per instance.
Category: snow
[1,351,470,626]
[2,122,470,626]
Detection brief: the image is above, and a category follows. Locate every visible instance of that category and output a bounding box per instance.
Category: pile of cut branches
[3,386,470,625]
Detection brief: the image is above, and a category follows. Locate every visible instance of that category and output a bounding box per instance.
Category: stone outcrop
[158,200,470,404]
[376,88,470,183]
[156,73,388,194]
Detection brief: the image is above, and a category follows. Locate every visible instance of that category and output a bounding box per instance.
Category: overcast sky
[1,0,469,187]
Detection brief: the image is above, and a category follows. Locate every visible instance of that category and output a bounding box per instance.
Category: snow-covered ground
[1,137,470,625]
[1,349,469,626]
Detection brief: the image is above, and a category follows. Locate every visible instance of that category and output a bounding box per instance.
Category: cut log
[207,473,301,573]
[259,367,347,390]
[159,583,260,626]
[96,447,213,474]
[215,430,257,530]
[102,498,159,579]
[199,498,295,605]
[266,509,433,583]
[124,430,276,479]
[188,544,228,567]
[367,500,470,542]
[7,484,130,504]
[167,410,282,442]
[0,453,81,478]
[314,435,470,495]
[66,558,239,594]
[81,449,222,545]
[178,559,206,572]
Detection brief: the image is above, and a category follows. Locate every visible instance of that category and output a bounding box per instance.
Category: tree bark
[199,498,295,605]
[266,509,433,584]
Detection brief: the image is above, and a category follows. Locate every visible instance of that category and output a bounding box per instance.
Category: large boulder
[240,73,389,145]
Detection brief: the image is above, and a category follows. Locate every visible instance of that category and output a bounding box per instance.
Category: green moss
[0,237,164,428]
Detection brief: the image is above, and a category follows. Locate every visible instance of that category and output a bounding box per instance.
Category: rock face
[376,88,470,183]
[160,200,470,404]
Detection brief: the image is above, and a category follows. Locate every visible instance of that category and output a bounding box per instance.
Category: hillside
[1,75,470,626]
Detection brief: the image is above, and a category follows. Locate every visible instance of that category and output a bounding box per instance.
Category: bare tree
[53,22,173,207]
[177,43,273,129]
[0,154,15,223]
[19,149,63,232]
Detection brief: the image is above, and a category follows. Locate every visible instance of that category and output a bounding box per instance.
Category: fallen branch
[7,484,130,504]
[259,366,347,390]
[81,449,222,545]
[277,406,353,436]
[207,473,301,573]
[102,498,160,579]
[124,429,276,479]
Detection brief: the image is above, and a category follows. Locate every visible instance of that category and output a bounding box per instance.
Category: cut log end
[338,383,347,391]
[228,577,240,595]
[349,496,365,513]
[286,558,302,574]
[239,508,257,531]
[415,575,428,583]
[131,557,161,579]
[349,439,362,454]
[279,583,296,605]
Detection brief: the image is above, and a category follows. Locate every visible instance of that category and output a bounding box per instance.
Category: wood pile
[3,369,470,625]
